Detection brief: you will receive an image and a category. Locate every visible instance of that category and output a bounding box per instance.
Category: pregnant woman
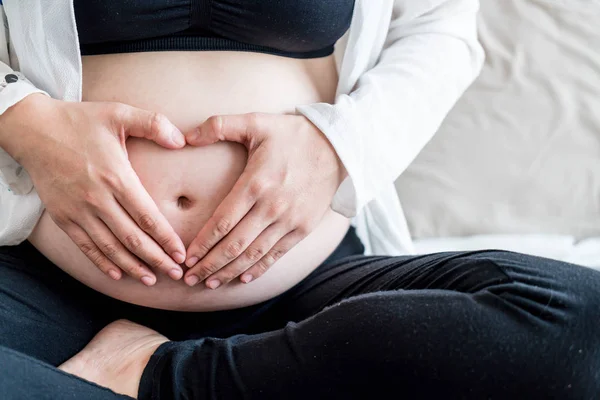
[1,1,599,399]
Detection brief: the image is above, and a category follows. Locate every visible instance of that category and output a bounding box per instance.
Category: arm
[182,0,484,288]
[297,0,485,217]
[0,5,187,283]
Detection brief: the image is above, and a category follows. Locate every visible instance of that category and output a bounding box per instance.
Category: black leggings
[1,228,599,399]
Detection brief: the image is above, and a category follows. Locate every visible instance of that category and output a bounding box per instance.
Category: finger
[242,230,306,283]
[113,169,187,267]
[185,170,259,268]
[184,204,279,287]
[65,222,122,281]
[118,104,186,149]
[184,113,263,146]
[204,223,288,288]
[100,200,184,281]
[79,218,159,286]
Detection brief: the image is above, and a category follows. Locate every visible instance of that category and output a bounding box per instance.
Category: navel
[176,195,193,210]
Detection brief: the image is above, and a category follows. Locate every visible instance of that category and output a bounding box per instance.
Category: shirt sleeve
[0,4,47,246]
[297,0,485,217]
[0,4,49,196]
[0,5,47,115]
[0,67,47,115]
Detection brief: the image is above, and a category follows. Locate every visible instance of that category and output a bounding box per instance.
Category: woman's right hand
[0,94,186,286]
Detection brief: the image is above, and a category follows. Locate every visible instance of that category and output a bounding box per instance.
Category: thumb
[184,114,261,147]
[119,105,186,149]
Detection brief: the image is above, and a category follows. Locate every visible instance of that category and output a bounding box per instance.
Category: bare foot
[59,320,169,398]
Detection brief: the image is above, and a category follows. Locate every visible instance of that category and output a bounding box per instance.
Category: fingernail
[169,268,183,280]
[172,252,185,264]
[186,257,199,268]
[108,270,121,281]
[141,276,156,286]
[186,275,199,287]
[241,274,253,284]
[207,279,221,290]
[172,130,185,147]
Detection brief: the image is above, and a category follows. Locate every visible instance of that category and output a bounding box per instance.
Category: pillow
[395,0,600,239]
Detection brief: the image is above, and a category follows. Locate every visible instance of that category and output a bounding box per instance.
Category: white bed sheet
[395,0,600,240]
[413,235,600,271]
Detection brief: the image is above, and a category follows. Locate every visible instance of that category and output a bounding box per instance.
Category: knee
[457,250,600,302]
[438,251,600,396]
[481,250,600,327]
[468,250,599,288]
[523,263,600,397]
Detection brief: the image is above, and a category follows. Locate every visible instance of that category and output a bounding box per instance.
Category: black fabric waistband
[80,36,335,59]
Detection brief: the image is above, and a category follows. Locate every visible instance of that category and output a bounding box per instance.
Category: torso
[28,51,350,311]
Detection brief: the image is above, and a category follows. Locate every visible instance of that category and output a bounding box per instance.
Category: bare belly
[27,51,350,311]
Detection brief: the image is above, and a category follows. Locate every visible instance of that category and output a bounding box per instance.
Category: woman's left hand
[183,113,346,289]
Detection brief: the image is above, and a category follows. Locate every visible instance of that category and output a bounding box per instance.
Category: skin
[27,50,351,311]
[59,320,168,398]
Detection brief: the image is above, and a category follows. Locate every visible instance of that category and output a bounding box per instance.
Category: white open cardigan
[0,0,483,255]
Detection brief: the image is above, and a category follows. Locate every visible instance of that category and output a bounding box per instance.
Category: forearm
[0,93,55,162]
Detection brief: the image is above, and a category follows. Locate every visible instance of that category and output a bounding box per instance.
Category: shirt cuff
[0,72,48,115]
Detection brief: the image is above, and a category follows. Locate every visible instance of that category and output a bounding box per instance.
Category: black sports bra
[74,0,355,59]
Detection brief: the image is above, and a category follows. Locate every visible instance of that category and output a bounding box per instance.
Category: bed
[395,0,600,272]
[413,234,600,270]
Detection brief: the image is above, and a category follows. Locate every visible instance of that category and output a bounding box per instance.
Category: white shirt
[0,0,484,255]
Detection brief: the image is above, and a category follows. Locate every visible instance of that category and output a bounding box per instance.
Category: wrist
[302,115,348,187]
[0,93,59,162]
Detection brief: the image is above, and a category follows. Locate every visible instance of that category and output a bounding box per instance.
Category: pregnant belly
[27,51,350,311]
